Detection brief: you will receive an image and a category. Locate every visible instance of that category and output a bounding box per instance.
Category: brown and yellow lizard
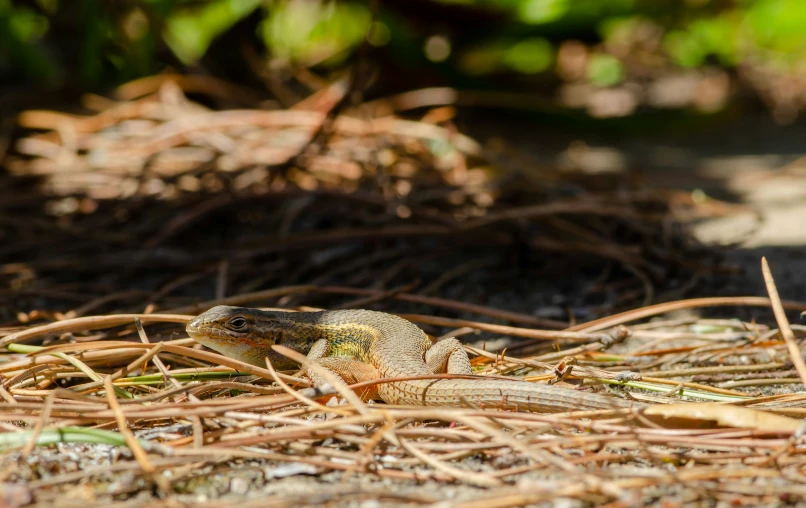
[186,305,642,413]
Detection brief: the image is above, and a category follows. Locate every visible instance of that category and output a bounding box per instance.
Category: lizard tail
[381,378,644,413]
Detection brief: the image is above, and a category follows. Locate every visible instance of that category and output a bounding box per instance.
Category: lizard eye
[228,317,247,329]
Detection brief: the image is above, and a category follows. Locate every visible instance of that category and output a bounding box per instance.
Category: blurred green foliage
[586,53,623,86]
[2,0,806,105]
[165,0,262,64]
[260,0,371,65]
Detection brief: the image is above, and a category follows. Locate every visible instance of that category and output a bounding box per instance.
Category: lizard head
[186,305,298,369]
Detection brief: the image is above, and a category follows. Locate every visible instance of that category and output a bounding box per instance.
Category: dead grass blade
[103,376,154,474]
[761,257,806,386]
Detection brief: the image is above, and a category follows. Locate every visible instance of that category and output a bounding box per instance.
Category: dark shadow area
[4,84,804,338]
[460,107,806,322]
[0,85,725,332]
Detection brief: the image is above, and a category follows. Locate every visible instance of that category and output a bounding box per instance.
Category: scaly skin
[187,305,643,413]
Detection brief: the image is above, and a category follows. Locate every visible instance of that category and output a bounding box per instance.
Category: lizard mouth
[186,318,209,342]
[186,329,222,352]
[186,320,234,351]
[186,331,212,345]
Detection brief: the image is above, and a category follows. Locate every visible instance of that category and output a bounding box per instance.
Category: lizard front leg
[303,339,380,401]
[306,357,381,401]
[425,338,473,374]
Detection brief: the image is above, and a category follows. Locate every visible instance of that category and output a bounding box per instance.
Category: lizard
[186,305,644,413]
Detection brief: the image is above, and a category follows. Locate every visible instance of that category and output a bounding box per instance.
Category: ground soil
[3,102,806,507]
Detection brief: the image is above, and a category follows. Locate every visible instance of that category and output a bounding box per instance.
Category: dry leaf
[644,402,802,431]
